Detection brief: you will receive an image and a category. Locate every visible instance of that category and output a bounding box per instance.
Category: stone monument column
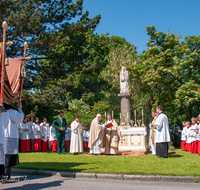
[118,93,131,125]
[118,66,131,126]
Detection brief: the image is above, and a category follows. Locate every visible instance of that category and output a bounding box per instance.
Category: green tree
[129,26,200,126]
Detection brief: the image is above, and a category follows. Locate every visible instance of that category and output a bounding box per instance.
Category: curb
[11,169,199,183]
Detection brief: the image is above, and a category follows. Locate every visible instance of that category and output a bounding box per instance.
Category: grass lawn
[14,149,200,176]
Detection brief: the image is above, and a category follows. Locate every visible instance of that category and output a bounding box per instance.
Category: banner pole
[0,21,7,112]
[18,41,28,104]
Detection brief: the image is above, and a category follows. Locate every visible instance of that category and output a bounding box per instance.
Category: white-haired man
[88,114,106,155]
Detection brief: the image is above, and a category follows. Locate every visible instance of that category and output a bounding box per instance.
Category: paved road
[0,174,200,190]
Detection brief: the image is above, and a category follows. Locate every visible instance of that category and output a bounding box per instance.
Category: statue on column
[120,66,129,94]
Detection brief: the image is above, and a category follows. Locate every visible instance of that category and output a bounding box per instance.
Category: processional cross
[29,111,35,124]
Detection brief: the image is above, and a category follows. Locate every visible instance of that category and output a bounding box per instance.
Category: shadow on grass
[14,162,95,173]
[168,152,183,158]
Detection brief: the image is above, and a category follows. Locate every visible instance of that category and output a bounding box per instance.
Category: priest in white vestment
[104,113,121,155]
[70,115,83,154]
[89,114,106,155]
[154,105,171,158]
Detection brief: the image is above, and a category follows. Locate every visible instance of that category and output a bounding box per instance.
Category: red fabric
[185,143,191,152]
[83,142,89,149]
[41,140,48,152]
[198,140,200,156]
[33,138,41,151]
[23,121,26,124]
[21,139,31,152]
[3,58,22,104]
[65,140,70,150]
[191,141,198,153]
[181,140,186,150]
[51,140,57,152]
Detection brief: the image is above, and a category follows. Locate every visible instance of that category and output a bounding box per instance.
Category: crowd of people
[180,116,200,155]
[18,112,90,154]
[149,107,200,157]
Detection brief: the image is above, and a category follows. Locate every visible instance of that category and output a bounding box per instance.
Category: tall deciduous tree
[130,26,200,125]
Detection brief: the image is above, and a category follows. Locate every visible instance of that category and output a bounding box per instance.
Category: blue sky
[81,0,200,54]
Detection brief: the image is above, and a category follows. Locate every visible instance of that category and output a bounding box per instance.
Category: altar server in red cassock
[49,123,57,152]
[65,123,71,151]
[185,121,191,152]
[40,117,50,150]
[83,126,90,150]
[196,117,200,156]
[180,121,187,150]
[190,117,198,154]
[40,119,49,152]
[19,116,31,152]
[32,117,41,151]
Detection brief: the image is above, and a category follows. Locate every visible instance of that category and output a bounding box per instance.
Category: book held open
[106,123,113,128]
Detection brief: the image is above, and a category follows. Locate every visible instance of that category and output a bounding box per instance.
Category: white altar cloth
[120,128,147,136]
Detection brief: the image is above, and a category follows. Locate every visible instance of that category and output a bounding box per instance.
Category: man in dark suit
[54,111,67,154]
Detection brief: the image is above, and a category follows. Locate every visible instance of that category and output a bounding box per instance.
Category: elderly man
[89,114,106,155]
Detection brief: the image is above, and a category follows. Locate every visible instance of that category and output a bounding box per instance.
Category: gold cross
[29,111,35,124]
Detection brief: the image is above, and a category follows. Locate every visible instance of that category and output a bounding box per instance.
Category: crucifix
[29,111,35,124]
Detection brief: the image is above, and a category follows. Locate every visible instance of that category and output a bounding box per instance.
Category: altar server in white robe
[83,126,90,150]
[26,115,33,151]
[40,117,50,150]
[65,123,71,151]
[49,122,57,152]
[32,117,42,151]
[70,115,83,154]
[19,116,31,152]
[41,119,49,152]
[0,111,9,180]
[89,114,106,155]
[154,105,171,158]
[4,102,24,180]
[149,111,157,155]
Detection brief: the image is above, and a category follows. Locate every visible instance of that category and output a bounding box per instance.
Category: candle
[134,110,136,121]
[112,111,113,118]
[127,112,128,118]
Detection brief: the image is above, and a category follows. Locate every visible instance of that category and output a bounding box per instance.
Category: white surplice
[4,109,24,155]
[154,113,171,143]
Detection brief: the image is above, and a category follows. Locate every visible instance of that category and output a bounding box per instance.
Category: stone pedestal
[118,93,131,126]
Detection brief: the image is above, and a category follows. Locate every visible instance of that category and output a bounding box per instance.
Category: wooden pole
[0,21,7,109]
[18,41,28,103]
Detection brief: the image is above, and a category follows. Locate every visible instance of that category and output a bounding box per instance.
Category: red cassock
[180,140,186,150]
[198,140,200,156]
[83,142,89,149]
[185,143,191,152]
[51,140,57,152]
[33,139,41,151]
[41,140,48,152]
[191,141,198,154]
[21,139,31,152]
[65,140,71,150]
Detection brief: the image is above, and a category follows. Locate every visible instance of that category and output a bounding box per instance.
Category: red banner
[2,58,22,104]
